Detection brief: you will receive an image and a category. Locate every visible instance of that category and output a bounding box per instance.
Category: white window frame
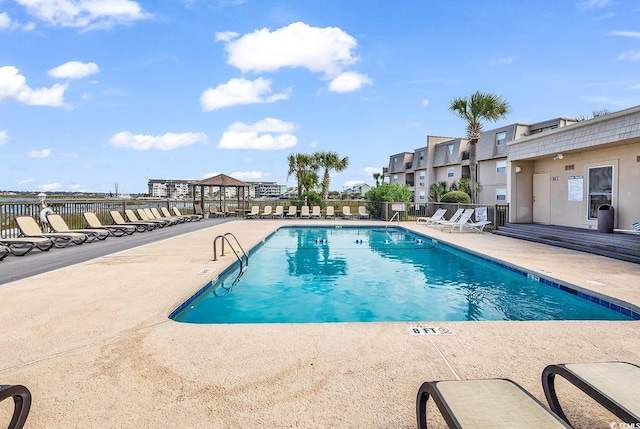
[419,171,425,180]
[496,187,507,201]
[496,160,507,174]
[418,191,426,200]
[447,167,454,178]
[447,144,454,155]
[392,174,398,183]
[495,131,507,146]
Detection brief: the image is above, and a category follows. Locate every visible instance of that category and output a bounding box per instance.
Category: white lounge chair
[416,208,447,225]
[439,209,475,232]
[285,206,297,218]
[325,206,335,219]
[272,206,284,218]
[300,206,311,219]
[260,206,273,218]
[358,206,369,219]
[431,208,464,228]
[246,206,260,219]
[342,206,353,219]
[311,206,322,219]
[463,219,492,232]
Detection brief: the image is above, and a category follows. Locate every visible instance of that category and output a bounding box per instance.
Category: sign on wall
[568,175,584,202]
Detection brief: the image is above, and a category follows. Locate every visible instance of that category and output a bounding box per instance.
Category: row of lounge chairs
[416,208,492,232]
[245,205,370,220]
[418,360,640,428]
[0,207,200,259]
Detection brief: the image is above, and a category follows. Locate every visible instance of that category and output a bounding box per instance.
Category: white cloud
[230,170,263,180]
[18,178,34,186]
[617,50,640,61]
[578,0,611,10]
[214,31,238,42]
[38,182,62,191]
[608,30,640,38]
[492,57,514,65]
[15,0,151,30]
[48,61,100,79]
[28,148,51,158]
[201,172,221,179]
[0,66,67,106]
[308,141,318,148]
[0,12,12,29]
[364,167,382,175]
[328,71,372,93]
[218,118,297,150]
[421,99,430,107]
[108,131,208,150]
[219,21,359,76]
[200,77,288,111]
[0,130,8,145]
[343,180,366,188]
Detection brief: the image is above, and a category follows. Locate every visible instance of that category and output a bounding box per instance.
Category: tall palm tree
[314,151,349,200]
[287,153,316,197]
[449,91,511,203]
[372,172,381,187]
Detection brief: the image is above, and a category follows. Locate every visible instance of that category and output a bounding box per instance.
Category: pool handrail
[213,232,249,271]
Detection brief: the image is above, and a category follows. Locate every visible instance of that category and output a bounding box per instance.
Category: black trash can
[597,204,614,233]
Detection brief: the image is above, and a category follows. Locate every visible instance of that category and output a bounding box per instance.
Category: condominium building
[148,179,196,198]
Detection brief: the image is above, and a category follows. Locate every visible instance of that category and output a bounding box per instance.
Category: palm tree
[428,181,449,202]
[314,151,349,200]
[372,172,381,187]
[287,153,316,197]
[449,91,511,203]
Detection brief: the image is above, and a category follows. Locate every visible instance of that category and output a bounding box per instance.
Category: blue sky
[1,0,639,194]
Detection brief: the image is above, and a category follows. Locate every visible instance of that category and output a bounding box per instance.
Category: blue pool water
[172,227,638,324]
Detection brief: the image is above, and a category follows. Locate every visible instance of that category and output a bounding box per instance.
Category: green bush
[440,190,471,204]
[365,183,412,217]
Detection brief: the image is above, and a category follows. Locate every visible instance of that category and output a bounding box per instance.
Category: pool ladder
[386,211,400,230]
[212,232,249,272]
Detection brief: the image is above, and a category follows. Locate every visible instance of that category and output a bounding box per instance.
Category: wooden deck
[492,223,640,264]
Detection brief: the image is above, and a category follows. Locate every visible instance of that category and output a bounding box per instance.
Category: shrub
[365,183,412,217]
[440,191,471,204]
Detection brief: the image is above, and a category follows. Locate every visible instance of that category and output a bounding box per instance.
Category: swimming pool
[171,226,639,324]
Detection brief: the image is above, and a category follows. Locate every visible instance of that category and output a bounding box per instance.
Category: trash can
[597,204,614,233]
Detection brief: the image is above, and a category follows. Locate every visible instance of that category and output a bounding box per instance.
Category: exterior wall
[477,158,508,206]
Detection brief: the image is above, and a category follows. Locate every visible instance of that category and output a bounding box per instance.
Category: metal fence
[381,202,509,229]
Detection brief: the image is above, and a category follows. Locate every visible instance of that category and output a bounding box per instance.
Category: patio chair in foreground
[417,378,571,429]
[0,237,54,256]
[285,206,297,218]
[172,206,201,221]
[110,211,155,232]
[439,209,475,232]
[272,206,284,218]
[311,206,322,219]
[260,206,273,218]
[325,206,335,219]
[300,206,311,219]
[46,214,108,242]
[431,208,464,228]
[462,219,492,233]
[358,206,370,219]
[542,361,640,426]
[0,384,31,429]
[342,206,353,219]
[15,216,87,248]
[84,212,136,236]
[416,208,447,225]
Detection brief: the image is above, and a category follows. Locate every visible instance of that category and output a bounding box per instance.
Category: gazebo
[193,174,251,217]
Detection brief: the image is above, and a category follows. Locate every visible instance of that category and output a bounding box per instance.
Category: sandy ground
[1,219,639,428]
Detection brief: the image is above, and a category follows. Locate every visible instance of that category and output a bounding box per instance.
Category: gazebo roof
[195,174,250,187]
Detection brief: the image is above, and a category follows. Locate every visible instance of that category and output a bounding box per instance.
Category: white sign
[475,206,488,222]
[568,175,583,202]
[392,203,406,212]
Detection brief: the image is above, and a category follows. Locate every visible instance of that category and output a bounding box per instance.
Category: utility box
[597,204,614,233]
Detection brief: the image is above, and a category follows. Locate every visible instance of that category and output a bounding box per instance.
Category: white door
[533,173,550,224]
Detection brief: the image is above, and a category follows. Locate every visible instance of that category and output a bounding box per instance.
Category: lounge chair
[194,202,204,218]
[325,206,335,219]
[172,206,202,221]
[417,378,571,429]
[300,206,311,219]
[439,209,475,232]
[0,237,54,256]
[46,213,108,242]
[310,206,322,219]
[223,205,236,217]
[0,384,31,429]
[272,206,284,218]
[130,209,167,228]
[0,244,8,261]
[542,361,640,425]
[633,221,640,235]
[161,207,190,223]
[416,208,447,225]
[84,212,136,236]
[260,206,273,218]
[342,206,353,219]
[285,206,297,219]
[139,208,174,226]
[358,206,369,219]
[15,216,87,247]
[431,208,464,228]
[110,211,155,232]
[463,219,492,232]
[246,206,260,219]
[151,207,184,224]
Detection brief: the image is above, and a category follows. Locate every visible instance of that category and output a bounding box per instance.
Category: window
[496,188,507,201]
[418,191,426,200]
[495,132,506,146]
[447,144,454,155]
[419,150,424,160]
[393,157,397,164]
[447,167,454,178]
[419,171,425,181]
[392,174,398,184]
[587,166,613,220]
[496,160,507,174]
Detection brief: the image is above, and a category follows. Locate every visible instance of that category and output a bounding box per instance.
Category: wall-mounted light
[553,153,564,160]
[515,166,522,173]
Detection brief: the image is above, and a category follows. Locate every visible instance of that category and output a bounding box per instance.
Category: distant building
[246,181,287,198]
[148,179,197,198]
[344,183,371,197]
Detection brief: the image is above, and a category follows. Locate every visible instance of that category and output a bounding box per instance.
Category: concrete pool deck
[1,219,638,428]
